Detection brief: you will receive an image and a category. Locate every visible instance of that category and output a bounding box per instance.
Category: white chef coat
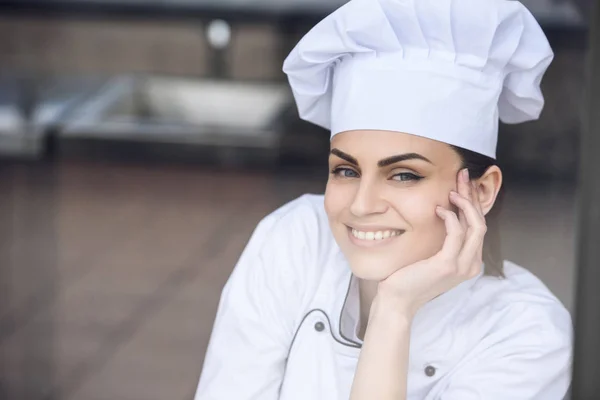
[195,194,573,400]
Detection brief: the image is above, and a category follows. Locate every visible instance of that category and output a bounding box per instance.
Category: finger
[471,181,484,217]
[458,168,471,200]
[450,190,485,233]
[456,169,471,230]
[450,190,486,268]
[436,206,465,260]
[458,222,486,271]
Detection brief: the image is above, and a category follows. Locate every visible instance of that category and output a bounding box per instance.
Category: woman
[195,0,572,399]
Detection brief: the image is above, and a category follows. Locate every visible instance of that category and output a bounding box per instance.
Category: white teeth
[351,228,401,241]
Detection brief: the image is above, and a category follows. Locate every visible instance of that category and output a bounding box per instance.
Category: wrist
[369,291,416,325]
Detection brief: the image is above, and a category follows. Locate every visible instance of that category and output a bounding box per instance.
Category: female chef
[195,0,573,399]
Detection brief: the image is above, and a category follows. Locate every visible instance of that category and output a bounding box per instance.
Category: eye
[392,172,423,182]
[331,167,359,178]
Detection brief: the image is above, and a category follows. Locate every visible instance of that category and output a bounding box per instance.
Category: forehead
[330,130,460,164]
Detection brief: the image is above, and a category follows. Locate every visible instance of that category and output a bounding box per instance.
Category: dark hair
[450,145,505,278]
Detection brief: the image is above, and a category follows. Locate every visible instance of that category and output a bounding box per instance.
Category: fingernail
[450,190,459,198]
[462,168,470,183]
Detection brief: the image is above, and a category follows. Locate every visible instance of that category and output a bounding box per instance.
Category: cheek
[324,181,352,218]
[391,187,448,228]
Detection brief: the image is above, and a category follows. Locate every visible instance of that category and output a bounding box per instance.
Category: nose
[349,178,388,217]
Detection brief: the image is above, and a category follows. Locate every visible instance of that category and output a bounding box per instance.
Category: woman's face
[325,130,463,281]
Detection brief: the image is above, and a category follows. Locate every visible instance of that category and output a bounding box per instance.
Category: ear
[474,165,503,216]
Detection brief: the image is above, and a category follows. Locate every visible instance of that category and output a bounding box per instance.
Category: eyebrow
[330,148,433,167]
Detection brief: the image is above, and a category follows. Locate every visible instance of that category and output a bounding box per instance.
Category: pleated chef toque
[282,0,553,158]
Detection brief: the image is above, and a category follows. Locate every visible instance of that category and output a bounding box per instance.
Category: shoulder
[440,262,573,398]
[260,193,329,235]
[469,261,572,343]
[254,193,336,258]
[242,194,339,282]
[458,261,572,376]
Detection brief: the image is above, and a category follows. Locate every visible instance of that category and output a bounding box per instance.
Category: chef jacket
[195,194,572,400]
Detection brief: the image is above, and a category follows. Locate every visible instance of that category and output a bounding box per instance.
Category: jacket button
[314,321,325,332]
[425,366,436,377]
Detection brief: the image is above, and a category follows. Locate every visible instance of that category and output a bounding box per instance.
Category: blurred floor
[0,159,575,400]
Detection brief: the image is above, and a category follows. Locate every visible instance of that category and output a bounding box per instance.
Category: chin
[344,251,409,282]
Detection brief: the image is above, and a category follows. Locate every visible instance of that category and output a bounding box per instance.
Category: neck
[357,278,379,341]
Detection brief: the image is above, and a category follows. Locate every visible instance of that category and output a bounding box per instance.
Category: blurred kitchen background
[0,0,591,399]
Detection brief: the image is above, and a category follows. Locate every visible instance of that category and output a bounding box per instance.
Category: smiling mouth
[346,226,405,243]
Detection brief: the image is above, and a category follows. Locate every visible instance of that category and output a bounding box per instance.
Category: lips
[350,228,402,241]
[345,225,405,247]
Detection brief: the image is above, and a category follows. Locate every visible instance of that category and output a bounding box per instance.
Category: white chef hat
[282,0,553,159]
